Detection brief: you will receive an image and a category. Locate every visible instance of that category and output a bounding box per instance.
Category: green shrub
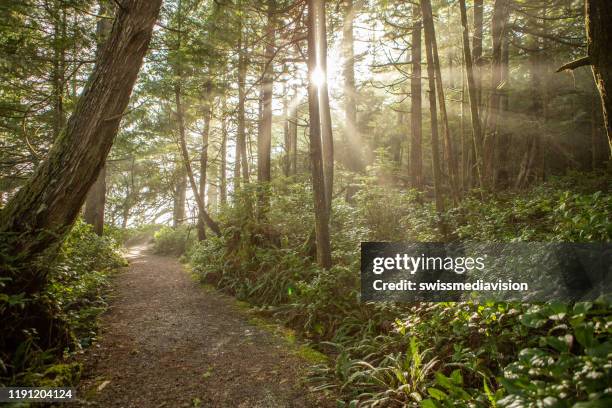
[153,225,197,256]
[187,173,612,406]
[2,219,125,387]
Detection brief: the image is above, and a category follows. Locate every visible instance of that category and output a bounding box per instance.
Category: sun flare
[311,65,326,87]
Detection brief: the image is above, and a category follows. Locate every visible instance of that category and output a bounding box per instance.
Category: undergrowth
[0,219,125,387]
[158,171,611,407]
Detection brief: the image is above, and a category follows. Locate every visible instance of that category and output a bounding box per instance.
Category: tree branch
[556,56,591,73]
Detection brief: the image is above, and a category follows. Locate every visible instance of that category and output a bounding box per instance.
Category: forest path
[75,245,329,408]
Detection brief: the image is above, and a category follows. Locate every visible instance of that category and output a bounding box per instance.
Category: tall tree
[172,0,220,238]
[220,98,228,205]
[282,81,291,177]
[173,168,187,226]
[84,0,114,235]
[420,0,445,221]
[410,4,423,190]
[316,0,334,214]
[459,0,484,190]
[0,0,162,355]
[422,0,459,200]
[307,0,332,268]
[237,11,250,183]
[473,0,484,106]
[174,85,220,236]
[342,0,363,172]
[289,85,299,175]
[257,0,276,216]
[484,0,510,186]
[50,2,67,142]
[197,80,214,240]
[258,0,275,185]
[557,0,612,156]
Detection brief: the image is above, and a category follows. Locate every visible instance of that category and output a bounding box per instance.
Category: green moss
[293,344,328,364]
[246,316,327,363]
[22,362,82,387]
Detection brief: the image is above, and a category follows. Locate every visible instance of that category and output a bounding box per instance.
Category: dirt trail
[75,246,330,408]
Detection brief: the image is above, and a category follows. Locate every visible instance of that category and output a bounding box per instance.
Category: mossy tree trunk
[557,0,612,157]
[586,0,612,156]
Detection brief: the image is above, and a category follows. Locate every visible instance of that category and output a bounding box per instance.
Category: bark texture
[0,0,162,364]
[586,0,612,155]
[0,0,162,261]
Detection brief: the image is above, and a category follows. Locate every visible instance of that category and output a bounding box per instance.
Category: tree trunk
[0,0,161,261]
[84,164,106,235]
[0,0,162,364]
[84,0,114,235]
[460,49,468,191]
[51,2,67,142]
[237,21,250,183]
[420,0,445,221]
[172,2,218,236]
[458,0,484,190]
[494,35,511,189]
[220,99,228,205]
[473,0,483,107]
[121,157,135,229]
[422,0,459,200]
[316,0,334,214]
[174,84,221,237]
[410,4,423,190]
[586,0,612,155]
[257,0,275,218]
[290,85,299,175]
[258,0,275,186]
[342,0,363,172]
[307,0,332,269]
[234,129,241,189]
[207,179,218,214]
[173,169,186,226]
[282,81,291,177]
[483,0,510,187]
[197,81,213,241]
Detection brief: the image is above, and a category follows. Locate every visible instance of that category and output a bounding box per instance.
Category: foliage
[189,173,611,406]
[0,220,125,387]
[446,172,612,242]
[153,225,197,256]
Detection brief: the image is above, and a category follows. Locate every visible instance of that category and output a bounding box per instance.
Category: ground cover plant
[183,172,612,407]
[1,0,611,406]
